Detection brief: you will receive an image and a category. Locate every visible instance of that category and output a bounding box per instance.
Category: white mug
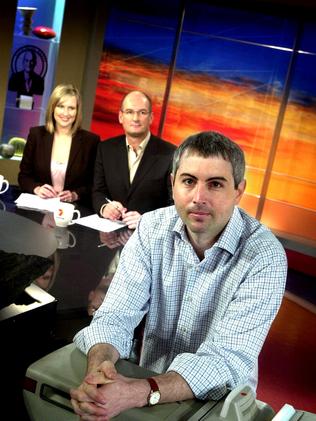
[54,227,76,249]
[53,202,81,227]
[0,175,9,194]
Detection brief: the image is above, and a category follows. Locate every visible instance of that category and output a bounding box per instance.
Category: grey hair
[172,131,245,188]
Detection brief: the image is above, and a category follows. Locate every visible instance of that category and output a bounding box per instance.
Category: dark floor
[4,309,91,420]
[285,268,316,306]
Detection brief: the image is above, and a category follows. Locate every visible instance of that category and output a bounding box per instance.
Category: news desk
[0,187,126,419]
[0,186,120,320]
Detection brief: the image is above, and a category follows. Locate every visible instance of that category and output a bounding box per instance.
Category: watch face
[149,391,161,405]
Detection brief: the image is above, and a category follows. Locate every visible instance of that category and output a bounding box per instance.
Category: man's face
[118,92,153,139]
[23,52,36,72]
[171,151,245,246]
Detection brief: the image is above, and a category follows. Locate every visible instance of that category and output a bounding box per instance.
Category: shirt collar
[214,207,244,254]
[173,206,244,255]
[125,131,151,152]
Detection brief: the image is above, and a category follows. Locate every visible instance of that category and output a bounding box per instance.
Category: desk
[24,344,276,421]
[24,344,316,420]
[1,187,119,323]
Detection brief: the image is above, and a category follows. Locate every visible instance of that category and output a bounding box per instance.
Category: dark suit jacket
[18,126,100,205]
[92,134,176,215]
[8,71,44,96]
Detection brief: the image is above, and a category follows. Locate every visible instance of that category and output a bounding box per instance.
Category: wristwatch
[146,377,161,406]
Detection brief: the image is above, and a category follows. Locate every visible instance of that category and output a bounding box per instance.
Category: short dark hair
[172,131,245,188]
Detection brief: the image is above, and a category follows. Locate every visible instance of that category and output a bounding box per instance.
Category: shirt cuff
[100,203,107,216]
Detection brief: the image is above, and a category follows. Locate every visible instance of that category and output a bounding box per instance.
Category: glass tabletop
[0,186,124,318]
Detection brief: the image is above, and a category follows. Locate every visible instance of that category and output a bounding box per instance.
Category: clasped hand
[70,361,143,420]
[34,184,76,202]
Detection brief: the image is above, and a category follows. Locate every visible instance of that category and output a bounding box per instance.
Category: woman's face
[53,94,77,131]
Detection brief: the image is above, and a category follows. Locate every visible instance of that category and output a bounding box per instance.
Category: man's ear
[170,173,175,197]
[235,179,246,204]
[118,111,123,124]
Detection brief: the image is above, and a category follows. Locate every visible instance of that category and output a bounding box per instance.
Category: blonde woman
[18,84,100,205]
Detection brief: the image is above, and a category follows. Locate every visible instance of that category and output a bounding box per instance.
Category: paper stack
[15,193,60,212]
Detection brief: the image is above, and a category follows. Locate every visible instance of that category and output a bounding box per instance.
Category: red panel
[285,249,316,277]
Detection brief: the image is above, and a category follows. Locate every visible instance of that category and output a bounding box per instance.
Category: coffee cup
[53,202,80,227]
[0,175,9,194]
[54,227,76,249]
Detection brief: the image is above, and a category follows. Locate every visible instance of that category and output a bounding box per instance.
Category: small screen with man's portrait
[8,45,47,101]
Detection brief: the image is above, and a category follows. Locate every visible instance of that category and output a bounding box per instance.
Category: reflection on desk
[1,187,126,322]
[0,283,56,322]
[0,209,57,257]
[0,249,53,309]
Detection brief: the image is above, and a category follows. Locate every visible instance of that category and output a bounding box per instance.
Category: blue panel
[103,1,182,64]
[15,0,64,36]
[283,24,316,98]
[176,32,291,92]
[300,22,316,54]
[104,18,176,65]
[290,52,316,101]
[183,2,297,49]
[3,35,59,140]
[109,0,181,29]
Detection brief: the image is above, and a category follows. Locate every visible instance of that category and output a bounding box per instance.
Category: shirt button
[186,296,193,302]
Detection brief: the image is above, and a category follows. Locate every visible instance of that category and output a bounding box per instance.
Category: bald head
[120,91,152,112]
[23,50,37,72]
[119,90,153,142]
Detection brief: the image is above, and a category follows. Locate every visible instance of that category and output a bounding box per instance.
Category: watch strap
[147,377,161,406]
[147,377,159,393]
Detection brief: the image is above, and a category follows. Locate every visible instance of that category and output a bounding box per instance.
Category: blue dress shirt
[74,205,287,400]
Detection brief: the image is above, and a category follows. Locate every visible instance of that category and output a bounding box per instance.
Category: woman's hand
[34,184,58,198]
[58,190,78,202]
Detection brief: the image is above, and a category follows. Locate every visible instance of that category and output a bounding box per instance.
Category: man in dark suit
[93,90,176,229]
[8,50,44,98]
[89,91,176,316]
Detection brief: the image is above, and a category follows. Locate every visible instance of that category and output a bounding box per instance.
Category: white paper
[15,193,60,212]
[19,95,33,110]
[75,213,126,232]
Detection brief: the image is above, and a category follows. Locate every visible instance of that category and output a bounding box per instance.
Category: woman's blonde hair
[45,83,82,135]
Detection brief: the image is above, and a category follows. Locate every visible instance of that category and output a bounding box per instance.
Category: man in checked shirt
[71,131,287,420]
